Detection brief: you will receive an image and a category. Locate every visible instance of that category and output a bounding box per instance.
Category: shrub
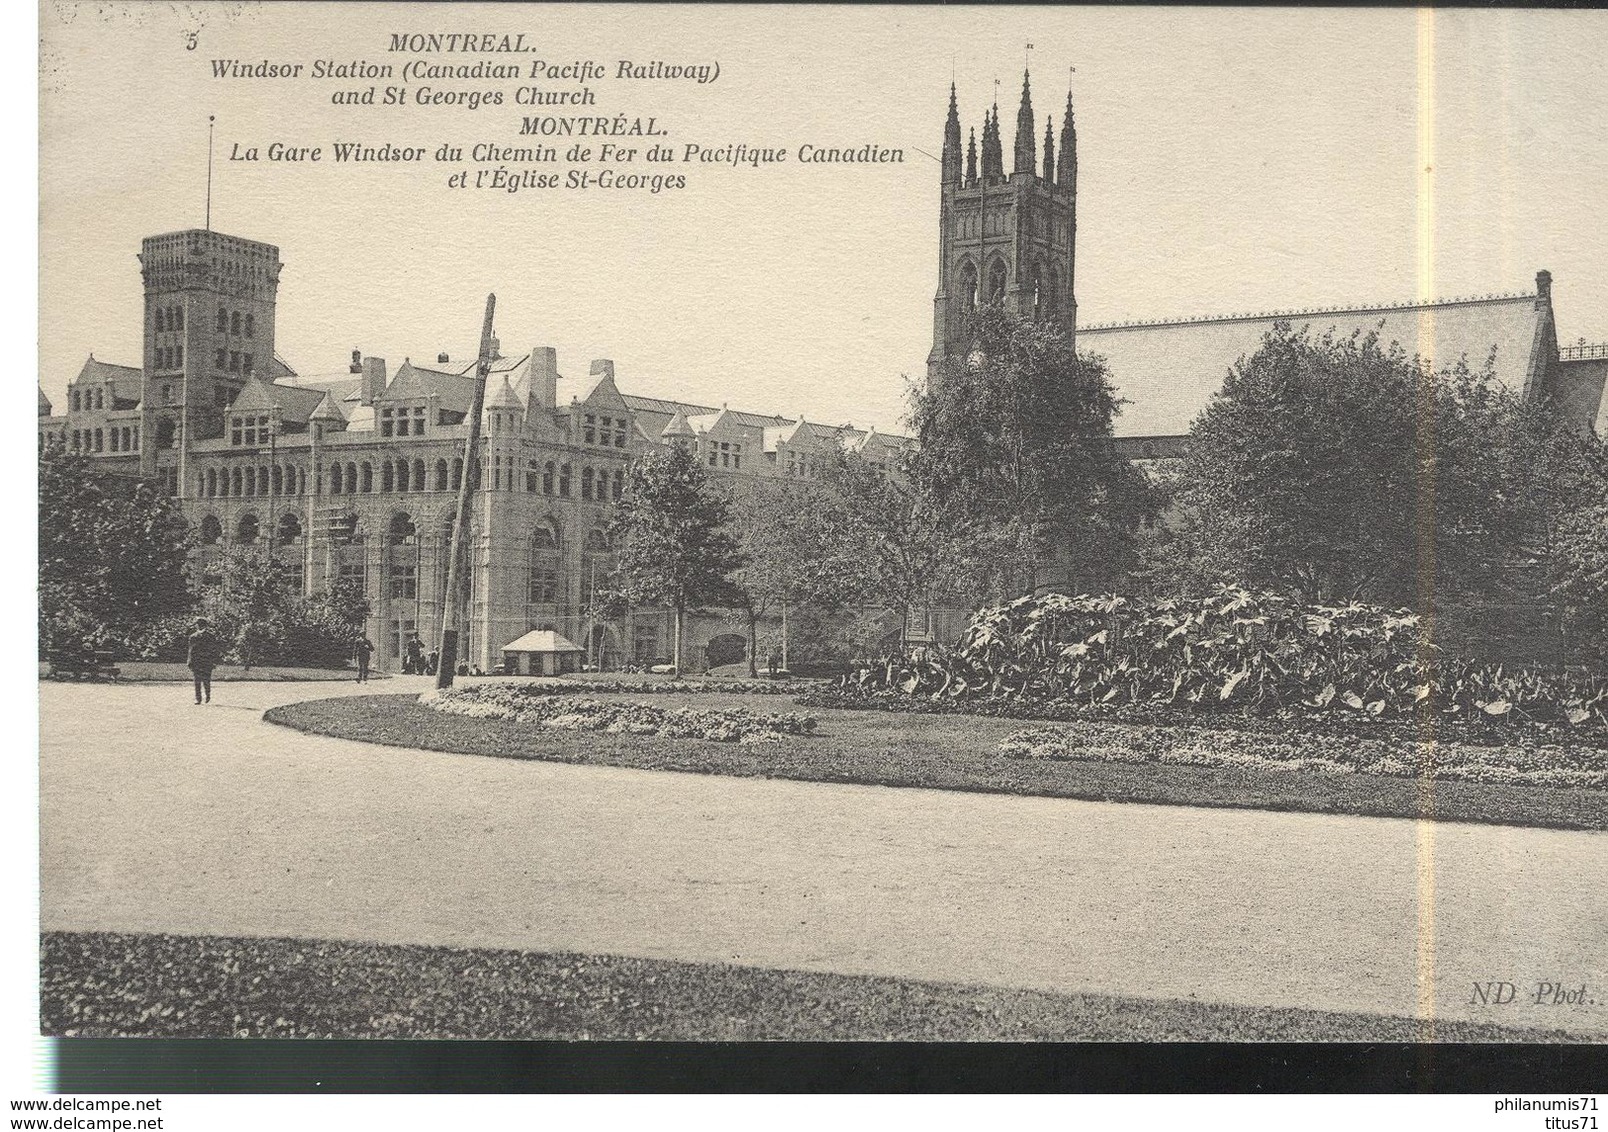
[546,678,808,697]
[835,587,1607,737]
[425,684,817,744]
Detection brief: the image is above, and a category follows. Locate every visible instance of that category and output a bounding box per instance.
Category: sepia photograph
[28,0,1608,1100]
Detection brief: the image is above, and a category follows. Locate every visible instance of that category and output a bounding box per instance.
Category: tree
[38,438,191,654]
[608,446,744,675]
[1172,322,1544,608]
[910,305,1154,596]
[721,478,863,674]
[810,448,982,652]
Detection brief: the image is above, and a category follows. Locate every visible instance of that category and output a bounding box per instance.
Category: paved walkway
[39,679,1608,1035]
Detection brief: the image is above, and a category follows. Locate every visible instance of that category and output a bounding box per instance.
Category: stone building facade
[40,226,911,672]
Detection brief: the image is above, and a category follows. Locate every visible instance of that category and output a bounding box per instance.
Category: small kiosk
[500,630,586,676]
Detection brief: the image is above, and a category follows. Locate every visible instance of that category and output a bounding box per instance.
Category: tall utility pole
[436,293,496,688]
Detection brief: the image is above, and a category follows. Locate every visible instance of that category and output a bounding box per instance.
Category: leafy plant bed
[997,722,1605,791]
[797,687,1608,752]
[41,930,1586,1042]
[426,683,816,743]
[265,695,1608,830]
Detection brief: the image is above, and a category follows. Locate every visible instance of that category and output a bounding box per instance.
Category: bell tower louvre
[928,68,1078,378]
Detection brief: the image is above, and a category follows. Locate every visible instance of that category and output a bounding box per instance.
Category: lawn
[40,930,1585,1042]
[264,692,1608,830]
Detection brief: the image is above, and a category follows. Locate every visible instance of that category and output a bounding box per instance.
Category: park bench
[46,648,121,681]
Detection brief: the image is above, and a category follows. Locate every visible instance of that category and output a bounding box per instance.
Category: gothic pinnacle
[1014,68,1036,175]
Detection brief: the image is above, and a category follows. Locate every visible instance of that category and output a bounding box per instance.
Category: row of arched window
[69,426,139,454]
[216,307,255,338]
[154,305,184,332]
[952,257,1063,317]
[69,387,106,412]
[199,463,308,499]
[521,460,624,501]
[197,511,302,548]
[153,345,184,371]
[330,457,465,495]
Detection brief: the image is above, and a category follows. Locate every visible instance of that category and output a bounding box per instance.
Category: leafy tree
[809,448,982,651]
[1172,322,1538,607]
[910,305,1154,596]
[608,446,744,675]
[721,478,863,674]
[38,438,191,654]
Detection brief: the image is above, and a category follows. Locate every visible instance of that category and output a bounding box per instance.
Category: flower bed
[997,722,1607,791]
[425,683,816,744]
[535,677,811,697]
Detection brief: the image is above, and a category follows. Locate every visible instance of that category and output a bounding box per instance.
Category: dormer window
[231,413,270,446]
[379,406,427,437]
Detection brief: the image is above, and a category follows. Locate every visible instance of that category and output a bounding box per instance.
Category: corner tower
[928,69,1078,377]
[137,229,282,479]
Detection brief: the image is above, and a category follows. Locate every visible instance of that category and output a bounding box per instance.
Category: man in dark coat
[406,633,424,676]
[187,617,221,704]
[355,637,374,683]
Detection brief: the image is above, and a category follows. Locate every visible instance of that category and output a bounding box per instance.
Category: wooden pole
[435,294,496,688]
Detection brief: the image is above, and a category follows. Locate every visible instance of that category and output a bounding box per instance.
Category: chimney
[437,352,450,364]
[529,347,558,410]
[349,348,362,374]
[1536,269,1553,310]
[589,358,615,381]
[489,336,501,358]
[360,356,387,406]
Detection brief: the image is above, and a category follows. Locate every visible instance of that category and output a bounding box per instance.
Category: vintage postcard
[33,0,1608,1097]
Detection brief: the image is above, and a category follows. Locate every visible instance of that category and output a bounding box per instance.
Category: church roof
[382,361,477,413]
[38,387,52,416]
[1079,291,1547,438]
[229,378,330,424]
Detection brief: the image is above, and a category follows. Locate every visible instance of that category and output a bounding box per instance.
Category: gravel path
[39,679,1608,1036]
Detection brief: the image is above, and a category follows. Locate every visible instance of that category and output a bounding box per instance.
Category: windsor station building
[41,73,1608,672]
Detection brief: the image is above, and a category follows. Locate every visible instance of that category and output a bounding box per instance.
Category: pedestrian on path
[186,617,220,704]
[355,637,374,683]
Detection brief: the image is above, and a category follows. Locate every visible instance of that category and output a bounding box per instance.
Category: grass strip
[41,931,1586,1042]
[266,694,1608,831]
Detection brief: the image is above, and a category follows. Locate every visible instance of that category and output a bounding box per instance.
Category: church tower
[137,229,282,481]
[928,69,1078,377]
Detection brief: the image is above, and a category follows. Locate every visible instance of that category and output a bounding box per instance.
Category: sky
[38,3,1608,432]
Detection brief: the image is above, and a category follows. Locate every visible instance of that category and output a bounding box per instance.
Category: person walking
[355,636,374,683]
[186,617,220,704]
[406,633,424,676]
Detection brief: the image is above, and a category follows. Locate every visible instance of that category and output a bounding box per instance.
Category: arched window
[276,512,302,546]
[581,529,613,607]
[230,311,241,336]
[155,308,165,333]
[386,512,417,599]
[397,459,412,493]
[235,513,259,545]
[297,467,306,495]
[987,259,1008,303]
[1047,268,1061,317]
[173,307,183,330]
[413,458,426,492]
[581,467,595,500]
[69,390,78,412]
[199,514,223,545]
[108,430,119,453]
[230,467,243,496]
[1031,264,1045,318]
[94,389,104,410]
[257,467,270,496]
[382,462,395,493]
[244,314,254,338]
[216,306,227,333]
[542,461,555,494]
[93,429,103,452]
[451,458,463,491]
[611,469,624,501]
[958,259,979,310]
[330,463,344,494]
[558,463,572,497]
[355,462,367,493]
[271,466,284,496]
[529,523,561,604]
[435,459,449,491]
